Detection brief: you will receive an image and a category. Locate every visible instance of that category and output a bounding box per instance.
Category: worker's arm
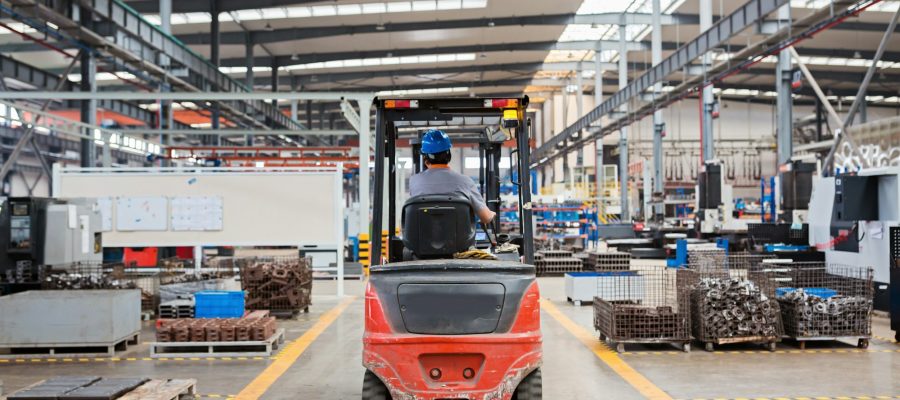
[464,184,496,225]
[477,207,497,226]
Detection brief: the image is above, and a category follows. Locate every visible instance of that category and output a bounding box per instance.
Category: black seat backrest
[402,194,475,258]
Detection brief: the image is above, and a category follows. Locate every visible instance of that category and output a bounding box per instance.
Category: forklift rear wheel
[512,368,542,400]
[362,370,390,400]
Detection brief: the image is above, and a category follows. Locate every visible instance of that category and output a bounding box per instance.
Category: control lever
[480,221,498,248]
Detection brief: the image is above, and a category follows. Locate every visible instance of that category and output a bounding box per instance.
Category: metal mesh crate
[238,256,312,317]
[583,251,631,272]
[764,262,873,348]
[593,267,693,353]
[689,267,783,351]
[687,251,775,272]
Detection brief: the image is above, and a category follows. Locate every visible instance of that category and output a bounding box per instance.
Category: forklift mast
[370,97,535,265]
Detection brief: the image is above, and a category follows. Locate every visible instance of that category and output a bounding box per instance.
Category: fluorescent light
[67,72,138,82]
[279,53,476,71]
[376,87,469,96]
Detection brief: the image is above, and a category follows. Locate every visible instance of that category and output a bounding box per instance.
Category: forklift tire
[362,370,390,400]
[512,368,542,400]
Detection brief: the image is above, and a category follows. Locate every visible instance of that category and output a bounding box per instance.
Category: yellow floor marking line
[235,296,356,400]
[540,299,672,400]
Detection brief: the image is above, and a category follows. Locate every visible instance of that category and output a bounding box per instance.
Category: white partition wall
[53,165,345,296]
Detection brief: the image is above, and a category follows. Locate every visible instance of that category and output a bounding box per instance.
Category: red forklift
[362,97,542,400]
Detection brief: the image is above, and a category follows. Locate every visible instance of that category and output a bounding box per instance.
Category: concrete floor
[1,277,899,400]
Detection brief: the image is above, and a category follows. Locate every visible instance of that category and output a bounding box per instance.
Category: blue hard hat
[420,129,452,154]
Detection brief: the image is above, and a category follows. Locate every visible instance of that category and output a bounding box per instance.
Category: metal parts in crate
[239,256,313,316]
[593,268,693,353]
[768,262,874,348]
[691,275,782,350]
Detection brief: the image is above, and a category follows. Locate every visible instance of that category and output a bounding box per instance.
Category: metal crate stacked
[158,299,195,319]
[239,256,313,318]
[584,251,631,272]
[593,267,693,353]
[687,254,783,351]
[534,250,583,276]
[765,262,873,349]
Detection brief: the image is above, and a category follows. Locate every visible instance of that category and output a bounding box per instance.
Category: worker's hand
[481,210,497,226]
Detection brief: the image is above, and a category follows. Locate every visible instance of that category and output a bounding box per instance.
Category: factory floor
[1,278,899,400]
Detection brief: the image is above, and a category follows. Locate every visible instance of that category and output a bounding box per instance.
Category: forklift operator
[409,129,497,225]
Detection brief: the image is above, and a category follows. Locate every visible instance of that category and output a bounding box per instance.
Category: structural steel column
[79,31,97,168]
[245,34,253,146]
[209,0,221,146]
[651,0,664,217]
[244,33,254,90]
[159,0,172,164]
[700,0,715,162]
[357,98,372,242]
[594,51,604,214]
[575,62,584,172]
[270,59,279,93]
[618,24,629,221]
[775,5,793,165]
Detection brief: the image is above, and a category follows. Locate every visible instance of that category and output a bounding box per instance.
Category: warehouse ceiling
[1,0,899,130]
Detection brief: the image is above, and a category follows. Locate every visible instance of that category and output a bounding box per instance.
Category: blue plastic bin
[194,291,245,318]
[775,287,837,299]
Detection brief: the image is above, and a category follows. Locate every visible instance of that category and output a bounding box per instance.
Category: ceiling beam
[179,13,691,45]
[219,40,649,68]
[121,0,325,13]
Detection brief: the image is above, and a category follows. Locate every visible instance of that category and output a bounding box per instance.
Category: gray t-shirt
[408,167,488,212]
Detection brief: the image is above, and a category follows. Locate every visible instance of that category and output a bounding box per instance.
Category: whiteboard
[54,167,341,247]
[115,196,168,231]
[171,196,223,231]
[96,197,113,232]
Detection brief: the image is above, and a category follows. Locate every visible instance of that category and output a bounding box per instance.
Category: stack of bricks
[156,312,277,342]
[583,251,631,272]
[533,250,583,276]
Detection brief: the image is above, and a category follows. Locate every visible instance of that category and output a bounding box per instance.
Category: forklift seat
[402,194,476,259]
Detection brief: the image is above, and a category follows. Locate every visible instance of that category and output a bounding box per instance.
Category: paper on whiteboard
[171,196,223,231]
[116,196,168,231]
[96,197,113,231]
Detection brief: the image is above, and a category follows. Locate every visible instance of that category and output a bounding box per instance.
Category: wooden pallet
[3,378,196,400]
[149,328,285,358]
[118,379,197,400]
[0,332,140,359]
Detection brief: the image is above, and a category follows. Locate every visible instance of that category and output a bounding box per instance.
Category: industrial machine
[363,97,542,399]
[808,168,899,338]
[780,161,816,223]
[0,197,103,295]
[696,161,736,235]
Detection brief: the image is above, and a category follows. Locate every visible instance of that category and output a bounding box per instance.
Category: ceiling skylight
[218,53,476,75]
[143,0,488,26]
